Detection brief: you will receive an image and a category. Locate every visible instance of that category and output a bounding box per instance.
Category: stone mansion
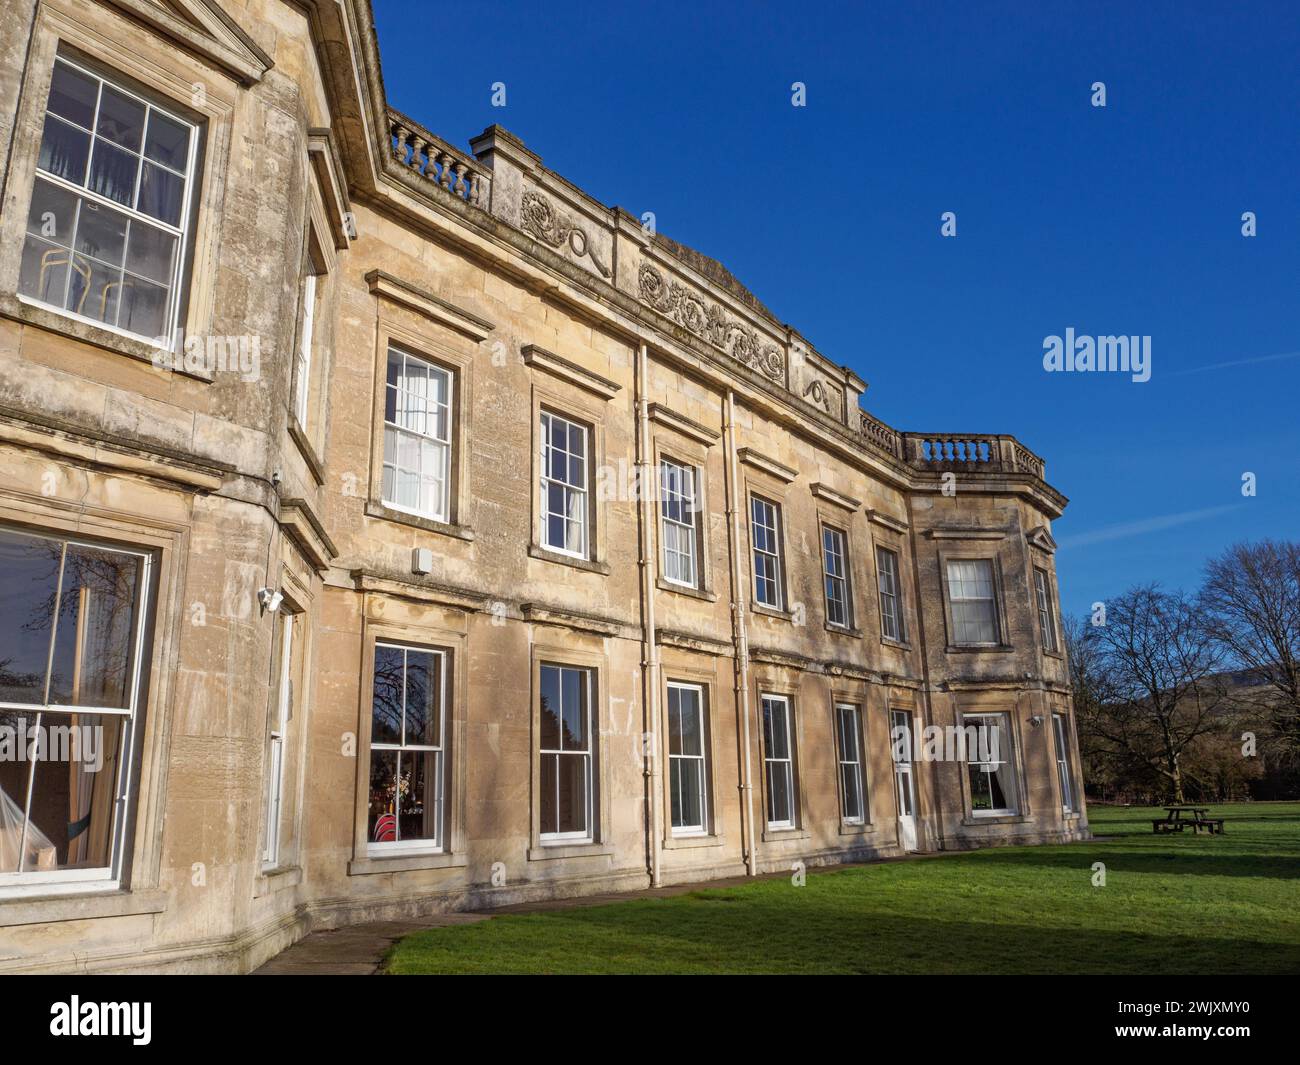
[0,0,1086,972]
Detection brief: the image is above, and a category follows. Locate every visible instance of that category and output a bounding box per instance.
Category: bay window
[1053,713,1075,813]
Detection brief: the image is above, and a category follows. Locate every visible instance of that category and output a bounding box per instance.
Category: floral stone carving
[637,262,785,383]
[520,191,611,277]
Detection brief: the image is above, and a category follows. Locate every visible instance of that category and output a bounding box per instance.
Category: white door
[891,709,919,852]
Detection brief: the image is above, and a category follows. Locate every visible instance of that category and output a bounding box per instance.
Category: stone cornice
[521,345,621,400]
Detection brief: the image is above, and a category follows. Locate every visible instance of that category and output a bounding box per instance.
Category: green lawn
[385,803,1300,974]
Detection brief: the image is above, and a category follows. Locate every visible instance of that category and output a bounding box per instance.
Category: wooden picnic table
[1152,806,1225,835]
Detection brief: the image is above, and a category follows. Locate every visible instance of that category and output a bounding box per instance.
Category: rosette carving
[520,191,611,277]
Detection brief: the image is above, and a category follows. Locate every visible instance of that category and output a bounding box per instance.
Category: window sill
[288,420,326,486]
[0,886,167,927]
[838,820,875,837]
[4,294,213,382]
[962,813,1031,827]
[348,851,469,876]
[1042,648,1066,661]
[880,636,913,652]
[365,500,475,542]
[760,826,810,843]
[527,544,610,575]
[751,603,793,622]
[656,576,717,602]
[824,622,862,639]
[527,842,613,861]
[661,832,726,851]
[253,865,302,898]
[945,644,1014,654]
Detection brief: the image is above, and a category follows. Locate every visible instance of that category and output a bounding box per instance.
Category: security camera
[258,587,284,613]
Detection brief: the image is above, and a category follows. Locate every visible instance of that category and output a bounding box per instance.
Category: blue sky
[374,0,1300,619]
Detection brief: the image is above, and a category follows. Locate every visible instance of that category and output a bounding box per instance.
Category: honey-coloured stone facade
[0,0,1085,973]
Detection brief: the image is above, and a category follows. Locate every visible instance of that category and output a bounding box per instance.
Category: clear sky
[373,0,1300,620]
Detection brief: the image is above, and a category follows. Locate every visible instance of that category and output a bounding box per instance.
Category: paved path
[254,915,488,974]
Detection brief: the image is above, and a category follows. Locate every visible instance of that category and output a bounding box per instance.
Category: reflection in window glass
[19,57,195,341]
[0,527,150,883]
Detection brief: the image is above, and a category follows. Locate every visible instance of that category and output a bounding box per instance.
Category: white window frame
[963,712,1018,817]
[945,558,1001,646]
[876,545,905,642]
[822,524,851,628]
[761,693,795,830]
[666,681,708,836]
[381,346,454,524]
[17,55,200,346]
[539,664,594,843]
[0,531,153,897]
[1035,567,1059,653]
[539,411,590,560]
[366,643,447,856]
[293,271,317,426]
[1053,713,1075,813]
[261,607,294,868]
[659,459,700,588]
[750,495,784,610]
[835,703,866,825]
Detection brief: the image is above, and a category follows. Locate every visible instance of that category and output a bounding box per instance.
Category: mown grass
[385,802,1300,974]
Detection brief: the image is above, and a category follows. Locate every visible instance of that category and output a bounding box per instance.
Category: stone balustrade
[859,411,902,458]
[388,110,489,208]
[902,433,1046,480]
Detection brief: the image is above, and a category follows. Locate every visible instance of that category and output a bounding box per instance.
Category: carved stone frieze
[520,191,611,277]
[637,262,785,383]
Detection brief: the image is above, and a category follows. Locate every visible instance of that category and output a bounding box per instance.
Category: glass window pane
[47,63,98,128]
[143,110,189,171]
[95,86,145,152]
[74,200,128,266]
[368,749,399,842]
[767,762,791,824]
[396,749,439,843]
[37,116,91,184]
[561,667,586,750]
[403,650,440,747]
[47,544,142,709]
[556,753,588,834]
[25,178,78,247]
[370,645,403,745]
[18,234,70,308]
[123,222,176,284]
[0,710,40,871]
[137,162,183,226]
[116,275,168,338]
[539,665,561,750]
[0,530,64,705]
[539,753,557,835]
[87,139,138,207]
[24,712,125,870]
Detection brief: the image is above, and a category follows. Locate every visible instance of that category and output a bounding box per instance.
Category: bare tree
[1083,585,1229,804]
[1200,540,1300,758]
